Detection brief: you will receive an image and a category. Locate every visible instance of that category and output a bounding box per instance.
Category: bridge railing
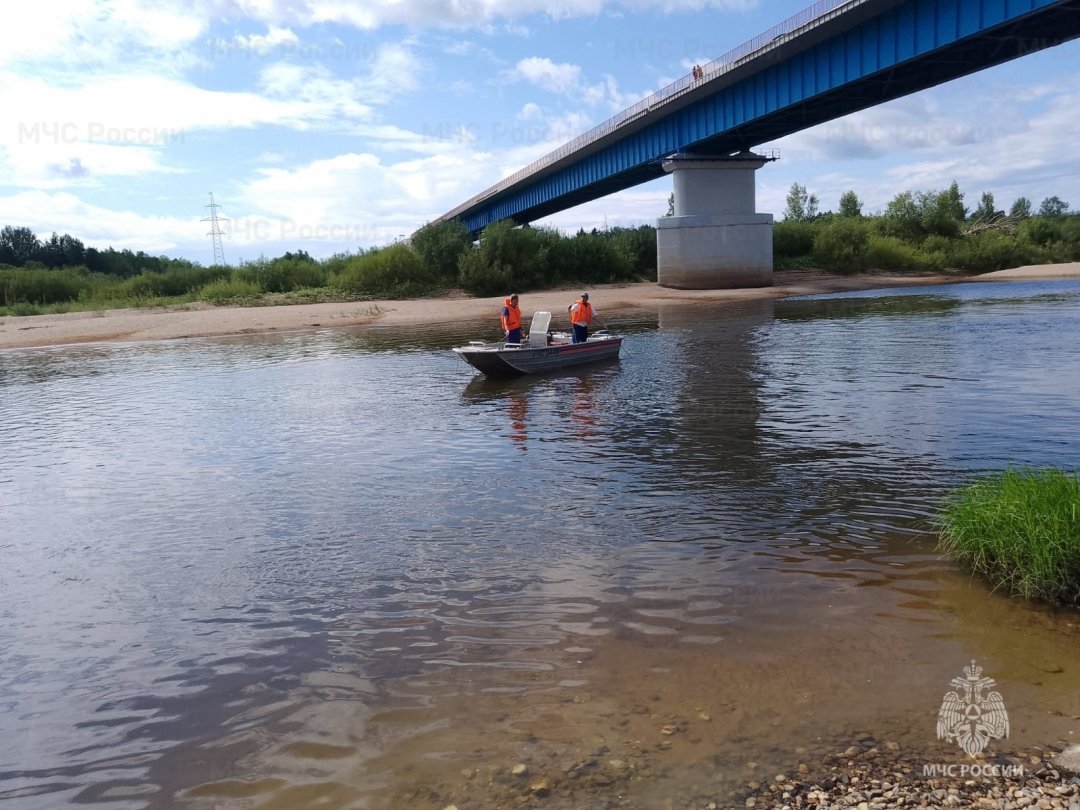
[440,0,856,223]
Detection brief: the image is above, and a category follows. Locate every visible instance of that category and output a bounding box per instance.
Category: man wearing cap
[567,292,607,344]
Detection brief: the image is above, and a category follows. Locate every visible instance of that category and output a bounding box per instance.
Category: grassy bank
[937,467,1080,605]
[0,222,656,316]
[4,181,1080,317]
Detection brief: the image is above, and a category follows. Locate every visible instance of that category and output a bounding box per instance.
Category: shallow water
[1,279,1079,809]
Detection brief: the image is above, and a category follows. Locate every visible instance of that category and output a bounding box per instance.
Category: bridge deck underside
[456,0,1080,235]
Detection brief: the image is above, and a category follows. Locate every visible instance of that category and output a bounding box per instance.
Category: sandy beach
[2,264,1078,351]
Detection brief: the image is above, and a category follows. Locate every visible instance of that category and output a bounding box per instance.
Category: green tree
[605,225,657,279]
[0,226,42,266]
[812,218,870,272]
[940,181,968,222]
[784,183,819,221]
[883,191,922,240]
[838,190,862,217]
[918,183,966,238]
[410,220,472,284]
[1038,196,1070,217]
[457,220,553,294]
[85,247,140,277]
[37,232,87,268]
[1010,197,1033,218]
[972,192,997,222]
[550,229,633,284]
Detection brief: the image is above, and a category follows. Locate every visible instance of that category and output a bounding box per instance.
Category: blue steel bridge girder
[447,0,1080,238]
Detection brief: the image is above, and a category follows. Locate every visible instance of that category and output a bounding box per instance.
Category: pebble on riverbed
[734,741,1080,810]
[399,738,1079,809]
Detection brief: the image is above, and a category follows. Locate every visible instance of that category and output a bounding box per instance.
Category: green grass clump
[937,467,1080,605]
[198,278,262,304]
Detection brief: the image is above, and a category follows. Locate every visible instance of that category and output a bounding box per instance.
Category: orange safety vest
[501,298,521,331]
[570,299,592,326]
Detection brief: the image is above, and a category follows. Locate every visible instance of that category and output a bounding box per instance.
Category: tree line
[775,181,1080,274]
[782,182,1070,223]
[0,226,198,277]
[3,178,1078,314]
[0,222,657,314]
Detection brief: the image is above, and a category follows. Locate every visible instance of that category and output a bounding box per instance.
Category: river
[1,278,1079,809]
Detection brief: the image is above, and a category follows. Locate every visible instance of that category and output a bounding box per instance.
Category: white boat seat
[527,311,552,347]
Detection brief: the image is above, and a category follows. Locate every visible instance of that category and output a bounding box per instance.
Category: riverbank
[2,264,1079,351]
[407,739,1080,809]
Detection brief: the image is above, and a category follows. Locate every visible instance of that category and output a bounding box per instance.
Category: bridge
[430,0,1080,288]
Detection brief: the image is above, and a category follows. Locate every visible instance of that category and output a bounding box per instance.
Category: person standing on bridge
[501,293,523,344]
[567,292,607,344]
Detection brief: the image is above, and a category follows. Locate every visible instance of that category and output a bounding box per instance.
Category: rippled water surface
[2,279,1079,809]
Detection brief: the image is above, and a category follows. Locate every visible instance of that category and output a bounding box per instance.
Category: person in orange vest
[501,293,523,344]
[567,292,607,344]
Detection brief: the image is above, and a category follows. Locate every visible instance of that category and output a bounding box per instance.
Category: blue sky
[2,0,1079,265]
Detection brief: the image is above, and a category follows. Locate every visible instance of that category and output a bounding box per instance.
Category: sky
[3,0,1080,265]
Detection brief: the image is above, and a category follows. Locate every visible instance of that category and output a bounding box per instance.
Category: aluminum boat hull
[452,336,622,377]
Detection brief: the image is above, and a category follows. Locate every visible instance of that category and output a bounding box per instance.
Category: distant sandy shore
[2,264,1078,351]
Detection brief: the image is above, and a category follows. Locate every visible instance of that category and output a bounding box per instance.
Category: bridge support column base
[656,214,773,289]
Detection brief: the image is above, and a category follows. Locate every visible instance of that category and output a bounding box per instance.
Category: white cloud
[0,190,199,253]
[515,57,583,95]
[226,26,301,54]
[540,185,669,233]
[0,40,431,191]
[0,72,328,188]
[258,63,374,119]
[512,57,648,112]
[0,0,205,70]
[517,102,543,122]
[0,0,93,65]
[540,111,595,144]
[217,0,756,30]
[759,73,1080,217]
[235,146,502,251]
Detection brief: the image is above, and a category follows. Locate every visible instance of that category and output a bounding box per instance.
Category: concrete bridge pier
[656,151,775,289]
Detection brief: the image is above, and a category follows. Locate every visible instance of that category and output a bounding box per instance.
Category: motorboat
[451,311,622,377]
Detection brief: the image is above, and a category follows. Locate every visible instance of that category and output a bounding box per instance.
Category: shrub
[944,232,1036,274]
[82,272,127,301]
[118,266,229,299]
[1019,217,1062,247]
[235,256,327,293]
[812,218,871,273]
[937,467,1080,605]
[606,225,657,279]
[0,266,89,305]
[335,243,437,297]
[411,220,473,285]
[457,251,510,297]
[549,230,634,284]
[864,235,941,272]
[198,278,262,303]
[863,235,909,271]
[455,220,554,293]
[8,302,44,316]
[773,220,817,260]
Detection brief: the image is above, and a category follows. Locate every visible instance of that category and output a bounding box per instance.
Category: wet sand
[4,265,1076,352]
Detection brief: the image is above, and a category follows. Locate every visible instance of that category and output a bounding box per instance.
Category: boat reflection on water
[568,372,598,439]
[509,388,528,450]
[460,363,615,453]
[461,375,534,452]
